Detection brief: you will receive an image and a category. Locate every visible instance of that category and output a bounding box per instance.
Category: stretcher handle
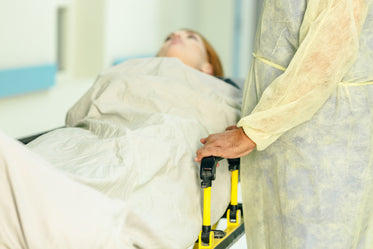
[200,156,222,188]
[227,158,240,171]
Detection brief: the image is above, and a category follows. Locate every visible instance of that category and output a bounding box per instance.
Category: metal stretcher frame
[194,156,245,249]
[18,132,245,249]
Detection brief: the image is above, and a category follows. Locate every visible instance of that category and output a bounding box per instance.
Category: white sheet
[0,58,242,249]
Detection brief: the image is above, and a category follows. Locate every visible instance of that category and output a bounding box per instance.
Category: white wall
[66,0,238,77]
[66,0,105,78]
[0,76,94,138]
[197,0,235,76]
[235,0,260,79]
[0,0,259,138]
[0,0,56,68]
[104,0,161,67]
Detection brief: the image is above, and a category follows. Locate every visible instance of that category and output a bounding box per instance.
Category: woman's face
[157,30,213,75]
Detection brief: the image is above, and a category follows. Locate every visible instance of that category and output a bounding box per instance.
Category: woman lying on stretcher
[0,29,242,249]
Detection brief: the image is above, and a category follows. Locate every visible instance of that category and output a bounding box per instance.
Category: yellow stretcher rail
[194,157,244,249]
[203,187,212,227]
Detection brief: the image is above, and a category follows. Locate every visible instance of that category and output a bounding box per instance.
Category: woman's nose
[173,33,181,39]
[170,34,182,43]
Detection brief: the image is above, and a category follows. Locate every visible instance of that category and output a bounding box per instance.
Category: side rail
[18,127,63,144]
[18,131,49,144]
[194,156,244,249]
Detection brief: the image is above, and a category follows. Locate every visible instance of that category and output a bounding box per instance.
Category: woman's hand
[194,127,256,163]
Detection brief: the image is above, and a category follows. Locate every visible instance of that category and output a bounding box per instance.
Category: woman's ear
[200,63,213,75]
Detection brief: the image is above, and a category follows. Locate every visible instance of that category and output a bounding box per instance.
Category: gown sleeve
[237,0,370,150]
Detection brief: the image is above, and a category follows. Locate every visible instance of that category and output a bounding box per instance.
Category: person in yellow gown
[196,1,373,248]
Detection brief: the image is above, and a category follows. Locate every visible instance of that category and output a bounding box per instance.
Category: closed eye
[188,34,198,40]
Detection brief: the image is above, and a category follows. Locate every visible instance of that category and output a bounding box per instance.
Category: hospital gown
[238,0,373,248]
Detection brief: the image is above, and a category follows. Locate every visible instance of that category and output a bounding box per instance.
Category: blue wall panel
[112,54,153,66]
[0,64,57,98]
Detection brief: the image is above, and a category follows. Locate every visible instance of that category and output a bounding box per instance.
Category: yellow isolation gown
[238,0,373,248]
